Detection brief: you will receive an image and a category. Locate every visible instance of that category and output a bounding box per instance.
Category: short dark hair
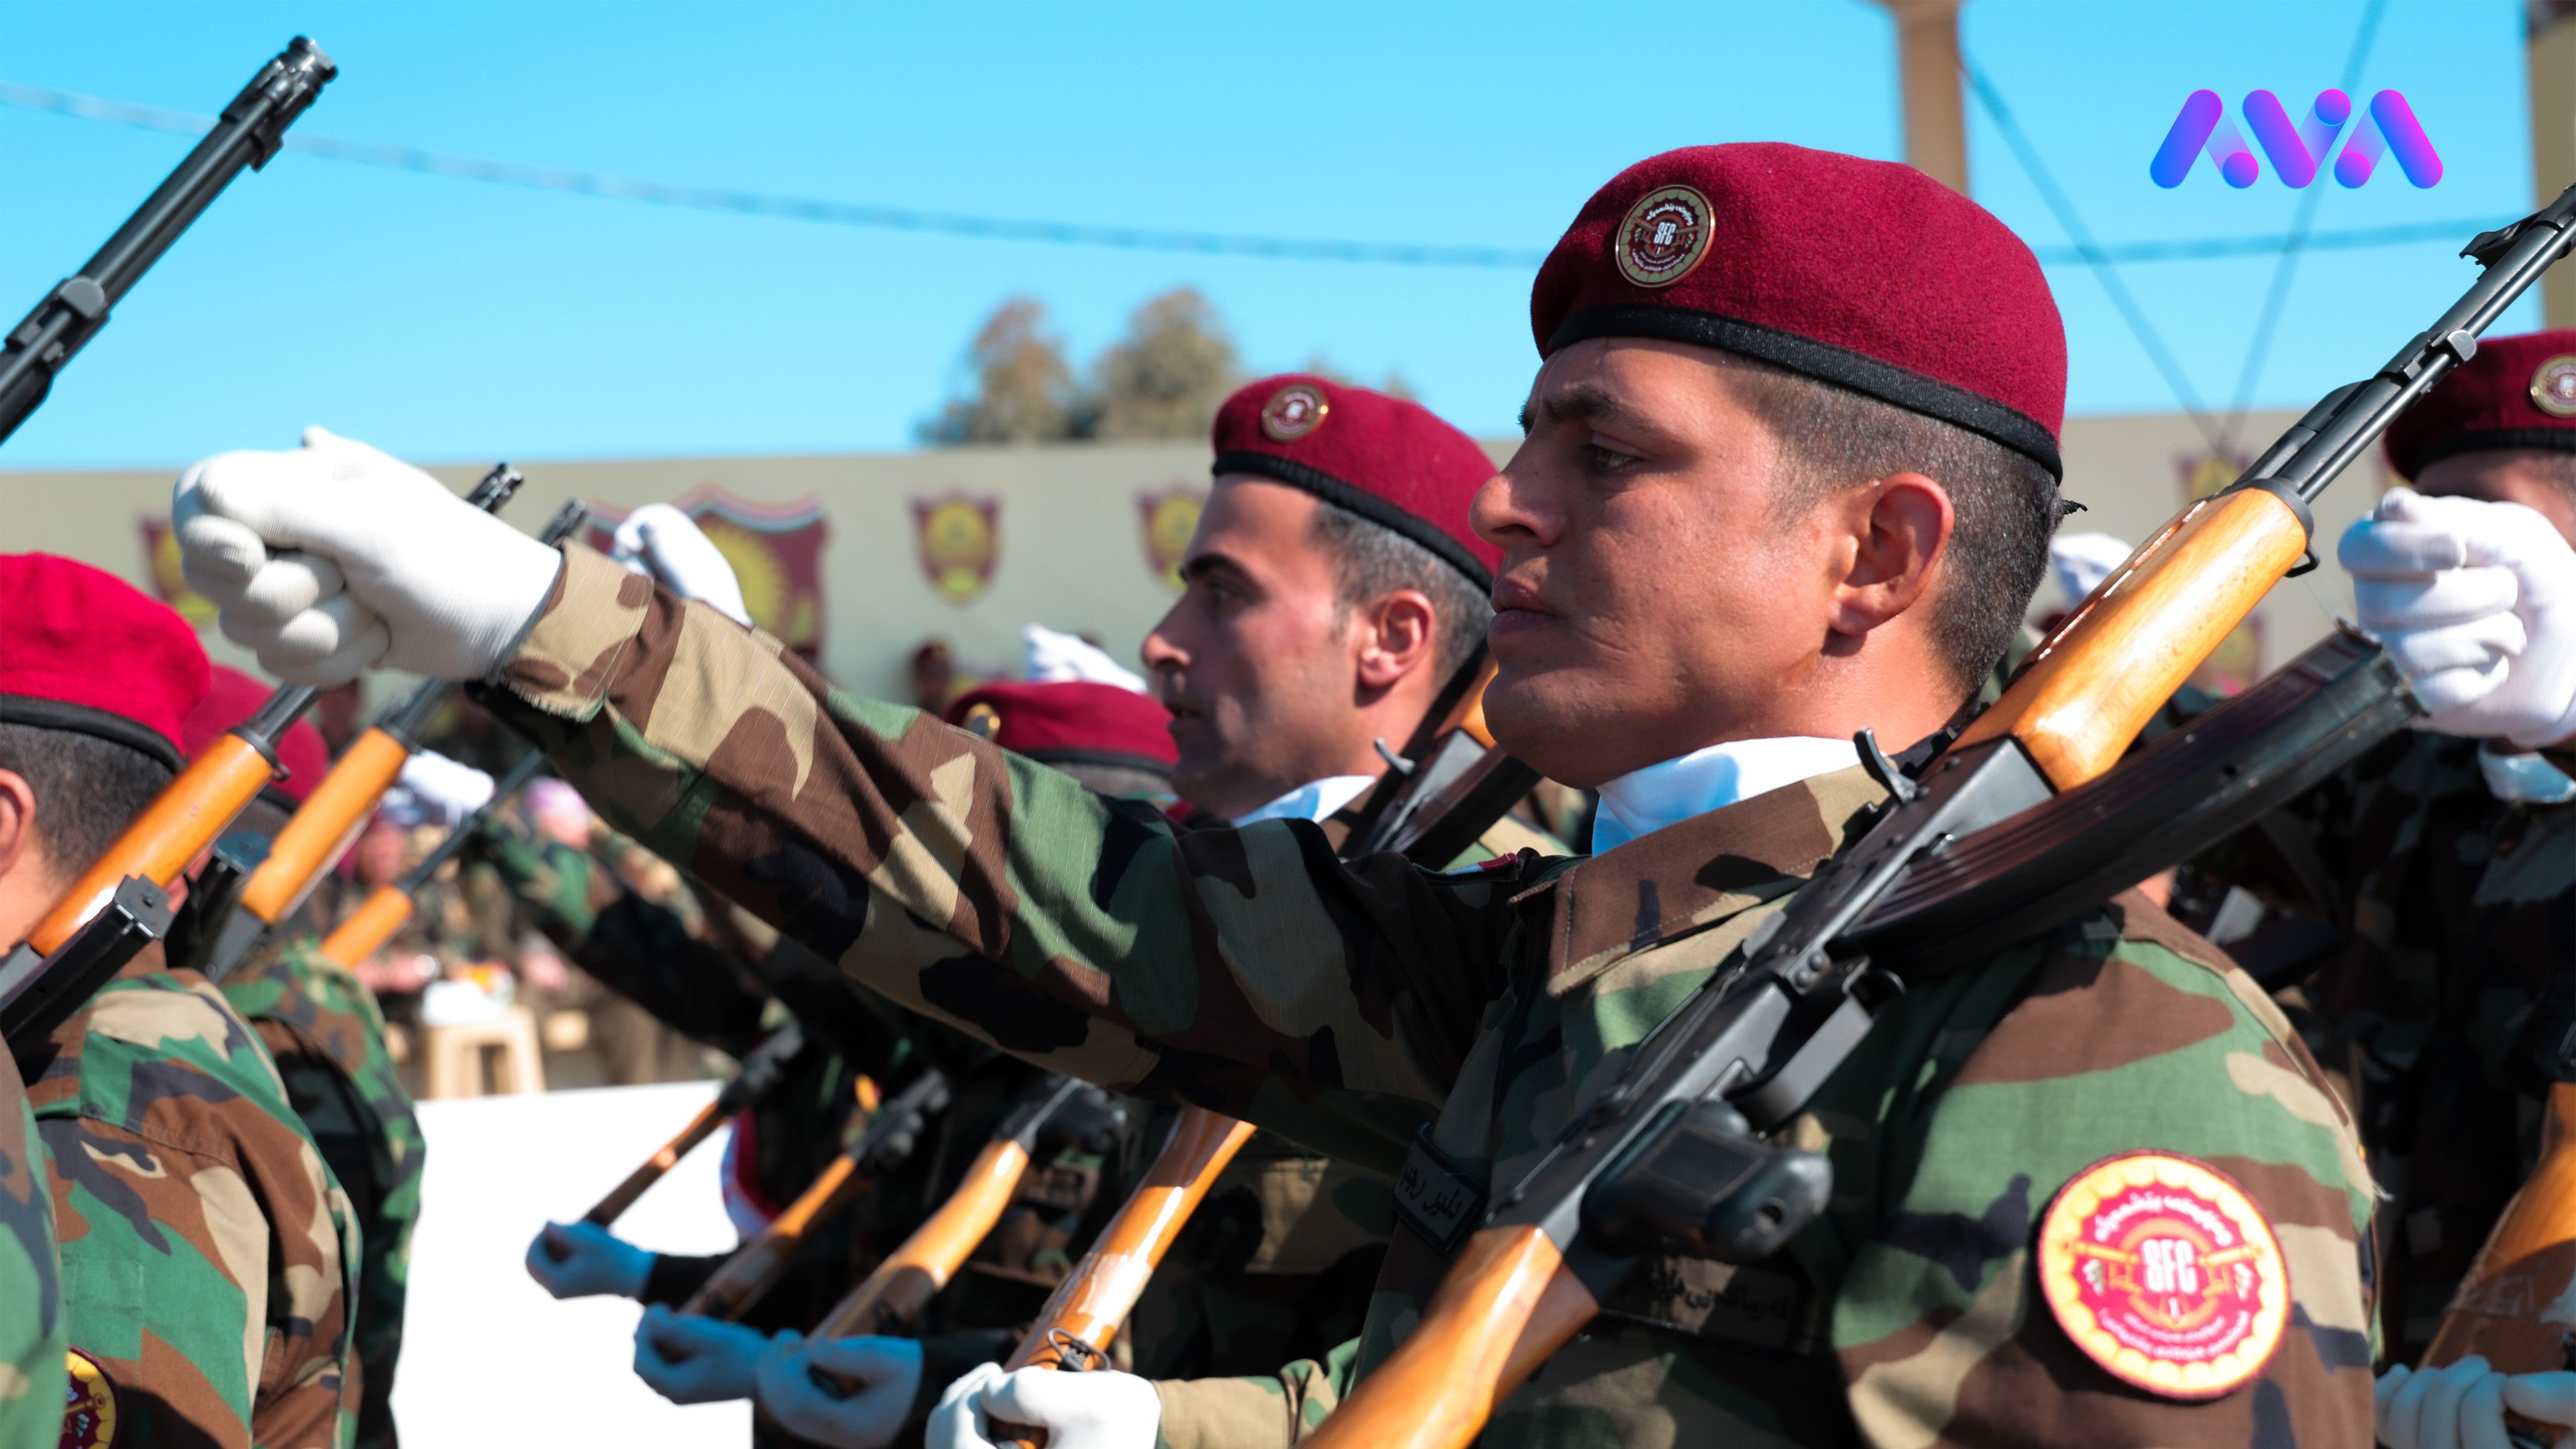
[1718,356,2061,699]
[0,722,176,885]
[1307,498,1495,683]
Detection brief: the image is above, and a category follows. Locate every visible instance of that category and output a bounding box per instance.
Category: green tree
[918,297,1079,445]
[1086,288,1240,440]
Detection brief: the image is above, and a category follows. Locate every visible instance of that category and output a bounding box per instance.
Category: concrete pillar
[2533,1,2576,326]
[1878,0,1970,194]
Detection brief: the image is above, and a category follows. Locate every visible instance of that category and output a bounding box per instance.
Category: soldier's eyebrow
[1527,382,1659,441]
[1180,552,1252,590]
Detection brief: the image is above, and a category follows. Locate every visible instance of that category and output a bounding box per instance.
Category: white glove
[2376,1357,2512,1449]
[523,1220,652,1300]
[631,1303,769,1405]
[755,1332,923,1449]
[611,502,751,626]
[1023,625,1148,693]
[394,750,494,827]
[928,1363,1159,1449]
[2048,531,2134,612]
[2343,488,2576,747]
[2507,1372,2576,1448]
[173,427,561,684]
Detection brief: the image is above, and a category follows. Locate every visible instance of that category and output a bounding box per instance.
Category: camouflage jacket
[2200,730,2576,1361]
[485,547,2377,1448]
[26,959,359,1449]
[221,940,421,1449]
[0,1049,62,1449]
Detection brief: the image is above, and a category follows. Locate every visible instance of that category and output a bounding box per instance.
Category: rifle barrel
[0,38,335,443]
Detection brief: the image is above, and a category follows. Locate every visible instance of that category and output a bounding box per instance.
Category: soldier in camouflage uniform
[0,555,357,1449]
[2184,333,2576,1393]
[180,143,2389,1448]
[0,1056,62,1449]
[185,665,422,1449]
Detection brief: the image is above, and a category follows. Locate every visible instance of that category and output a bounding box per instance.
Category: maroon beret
[945,680,1178,773]
[0,553,207,773]
[1530,142,2067,478]
[1210,374,1501,588]
[2383,329,2576,478]
[183,665,331,806]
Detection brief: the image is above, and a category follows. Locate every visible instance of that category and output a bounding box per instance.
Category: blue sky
[0,0,2541,467]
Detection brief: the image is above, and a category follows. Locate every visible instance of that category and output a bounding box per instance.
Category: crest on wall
[911,492,1002,605]
[2176,447,2251,503]
[136,514,217,627]
[585,487,830,658]
[1136,484,1205,594]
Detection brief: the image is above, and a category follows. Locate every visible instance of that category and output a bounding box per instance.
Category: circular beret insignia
[1613,184,1714,289]
[1259,383,1330,442]
[60,1348,117,1448]
[2037,1151,2288,1401]
[2531,354,2576,417]
[960,701,1002,740]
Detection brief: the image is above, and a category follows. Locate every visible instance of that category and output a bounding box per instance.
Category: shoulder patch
[61,1347,117,1448]
[2036,1150,2288,1401]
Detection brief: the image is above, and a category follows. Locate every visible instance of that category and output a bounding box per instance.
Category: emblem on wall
[136,513,217,627]
[911,492,1002,604]
[585,488,831,658]
[2176,447,2250,503]
[1136,484,1205,594]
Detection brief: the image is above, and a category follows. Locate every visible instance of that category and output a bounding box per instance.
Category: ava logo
[2151,89,2440,189]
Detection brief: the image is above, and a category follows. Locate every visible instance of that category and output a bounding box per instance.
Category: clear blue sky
[0,0,2540,468]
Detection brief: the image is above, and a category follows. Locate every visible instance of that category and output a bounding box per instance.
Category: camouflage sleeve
[1826,896,2375,1446]
[474,816,773,1055]
[34,973,358,1449]
[485,546,1527,1174]
[1153,1336,1358,1449]
[0,1055,62,1449]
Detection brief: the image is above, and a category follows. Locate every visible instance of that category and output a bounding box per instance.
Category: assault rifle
[568,1022,809,1232]
[1,466,523,1058]
[675,1067,951,1322]
[1342,651,1542,863]
[1293,186,2576,1449]
[311,749,549,970]
[191,496,587,980]
[0,38,335,444]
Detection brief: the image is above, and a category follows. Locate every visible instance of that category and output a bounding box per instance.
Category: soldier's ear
[0,769,37,884]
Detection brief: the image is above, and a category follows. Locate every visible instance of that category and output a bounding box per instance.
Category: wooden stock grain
[2426,1082,2576,1375]
[680,1151,870,1321]
[1955,487,2311,789]
[317,884,417,969]
[1299,1226,1599,1449]
[28,733,274,956]
[1456,659,1498,749]
[584,1099,728,1227]
[237,727,411,926]
[816,1137,1033,1338]
[1004,1106,1257,1371]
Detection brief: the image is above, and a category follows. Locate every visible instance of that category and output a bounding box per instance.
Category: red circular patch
[60,1348,117,1449]
[1613,184,1713,289]
[1259,384,1329,442]
[2036,1152,2288,1401]
[2530,354,2576,418]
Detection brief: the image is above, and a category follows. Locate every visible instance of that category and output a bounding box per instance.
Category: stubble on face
[1474,339,1837,788]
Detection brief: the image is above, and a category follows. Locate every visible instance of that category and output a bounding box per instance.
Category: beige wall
[0,412,2383,709]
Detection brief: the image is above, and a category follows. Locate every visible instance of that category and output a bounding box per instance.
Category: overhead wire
[2220,0,2390,450]
[0,78,2508,277]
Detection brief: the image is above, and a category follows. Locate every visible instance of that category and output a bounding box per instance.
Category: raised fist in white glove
[2343,487,2576,747]
[928,1362,1159,1449]
[611,502,751,626]
[523,1220,652,1300]
[2373,1356,2576,1449]
[1023,625,1147,693]
[755,1332,923,1448]
[392,749,494,827]
[173,427,561,684]
[631,1304,769,1405]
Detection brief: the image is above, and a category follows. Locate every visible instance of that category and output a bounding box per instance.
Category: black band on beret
[1210,449,1495,590]
[1548,304,2065,480]
[2394,427,2576,478]
[1020,747,1178,777]
[0,695,184,773]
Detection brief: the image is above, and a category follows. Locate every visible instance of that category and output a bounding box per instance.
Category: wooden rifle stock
[2426,1085,2576,1391]
[1296,194,2576,1449]
[313,748,549,969]
[25,726,284,957]
[677,1067,949,1322]
[987,1106,1256,1447]
[235,724,413,928]
[585,1098,728,1227]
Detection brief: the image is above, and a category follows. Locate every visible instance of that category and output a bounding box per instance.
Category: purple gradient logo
[2151,89,2440,189]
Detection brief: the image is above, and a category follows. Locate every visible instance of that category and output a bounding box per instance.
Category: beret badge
[1259,382,1330,441]
[1613,184,1714,289]
[2531,354,2576,418]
